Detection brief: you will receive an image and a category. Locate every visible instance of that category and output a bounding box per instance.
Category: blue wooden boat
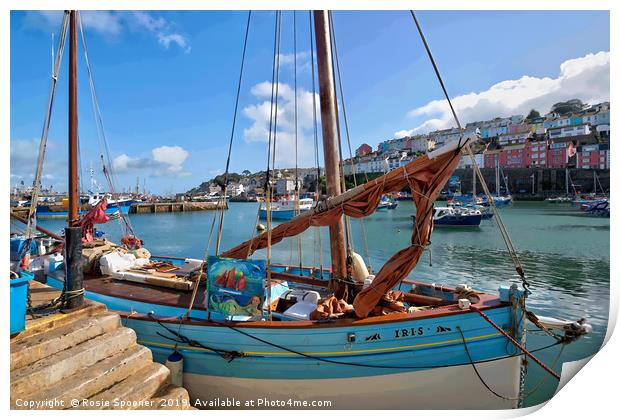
[431,207,482,227]
[259,198,314,220]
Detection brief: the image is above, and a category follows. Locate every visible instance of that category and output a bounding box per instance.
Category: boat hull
[434,214,482,226]
[114,302,523,409]
[258,209,298,220]
[45,270,525,409]
[181,355,521,409]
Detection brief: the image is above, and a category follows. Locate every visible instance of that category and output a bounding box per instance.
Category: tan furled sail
[222,139,466,317]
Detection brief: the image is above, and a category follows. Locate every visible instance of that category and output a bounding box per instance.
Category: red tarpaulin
[80,198,110,243]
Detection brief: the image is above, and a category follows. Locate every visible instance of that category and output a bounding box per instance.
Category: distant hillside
[186,172,243,194]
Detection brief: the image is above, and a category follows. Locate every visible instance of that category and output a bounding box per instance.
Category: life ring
[121,235,143,250]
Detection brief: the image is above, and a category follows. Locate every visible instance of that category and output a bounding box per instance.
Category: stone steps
[11,312,120,371]
[12,300,107,343]
[11,327,137,399]
[14,345,153,409]
[10,281,194,410]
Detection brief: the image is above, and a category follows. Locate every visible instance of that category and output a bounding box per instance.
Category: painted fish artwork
[207,256,266,318]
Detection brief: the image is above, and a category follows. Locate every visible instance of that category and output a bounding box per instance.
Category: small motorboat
[259,197,314,220]
[377,195,398,210]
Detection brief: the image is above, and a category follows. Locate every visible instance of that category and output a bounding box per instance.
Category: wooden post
[313,10,347,284]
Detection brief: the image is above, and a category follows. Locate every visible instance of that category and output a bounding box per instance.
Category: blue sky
[10,10,609,194]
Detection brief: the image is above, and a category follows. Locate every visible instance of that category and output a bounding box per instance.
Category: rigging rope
[184,210,219,318]
[264,10,283,321]
[409,10,530,295]
[25,11,70,240]
[325,12,354,264]
[214,10,252,256]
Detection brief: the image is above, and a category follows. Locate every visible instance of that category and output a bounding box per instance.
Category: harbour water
[37,201,609,407]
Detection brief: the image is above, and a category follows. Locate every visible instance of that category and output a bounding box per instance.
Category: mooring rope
[470,307,560,380]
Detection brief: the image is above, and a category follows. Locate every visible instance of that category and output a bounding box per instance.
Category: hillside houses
[343,101,611,174]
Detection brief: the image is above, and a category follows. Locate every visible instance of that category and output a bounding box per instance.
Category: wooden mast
[68,10,79,226]
[65,10,84,309]
[313,11,347,287]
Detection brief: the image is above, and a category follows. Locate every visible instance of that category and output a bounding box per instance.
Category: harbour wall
[453,168,609,199]
[129,201,227,214]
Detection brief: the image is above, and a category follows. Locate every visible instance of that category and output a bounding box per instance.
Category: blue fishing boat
[32,10,590,410]
[259,197,314,220]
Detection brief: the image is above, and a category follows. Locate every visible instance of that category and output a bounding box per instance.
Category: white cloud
[22,11,190,52]
[79,11,124,36]
[151,146,189,173]
[278,51,311,72]
[130,10,167,32]
[243,81,321,167]
[112,145,190,177]
[129,11,190,53]
[395,51,610,137]
[157,33,191,52]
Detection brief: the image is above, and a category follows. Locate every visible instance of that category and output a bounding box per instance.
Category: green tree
[526,109,541,121]
[551,99,583,116]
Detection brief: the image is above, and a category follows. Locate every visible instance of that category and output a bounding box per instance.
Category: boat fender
[350,252,369,283]
[165,351,184,387]
[257,223,266,231]
[458,299,471,310]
